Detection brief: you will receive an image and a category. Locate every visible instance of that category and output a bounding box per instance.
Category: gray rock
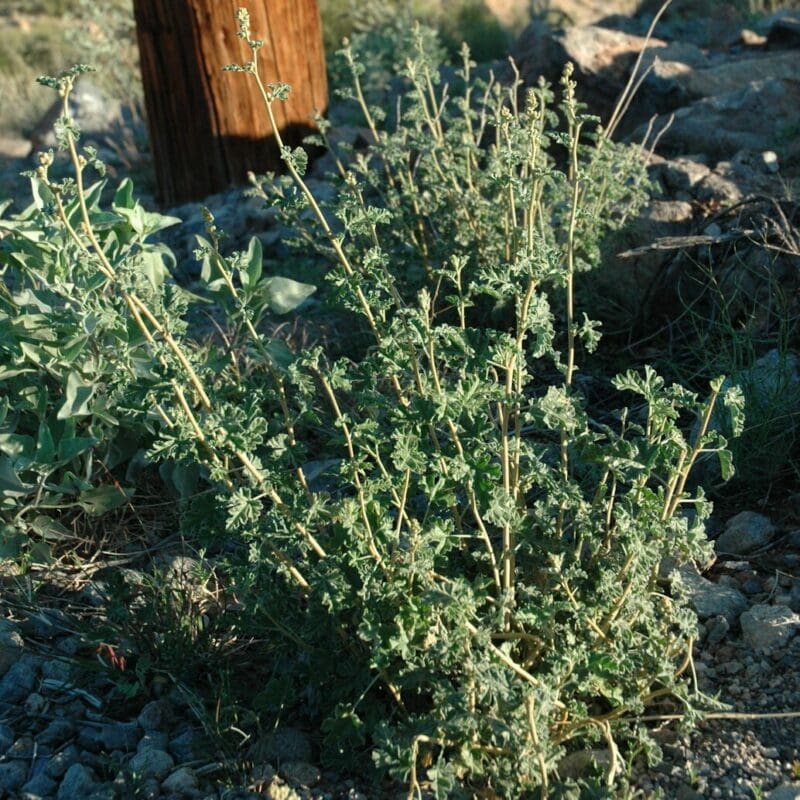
[30,79,123,154]
[57,764,98,800]
[634,79,800,162]
[657,156,711,193]
[24,692,46,715]
[54,636,83,656]
[168,728,207,763]
[704,614,730,646]
[558,748,612,779]
[137,699,168,732]
[161,765,200,795]
[101,721,141,752]
[45,744,80,779]
[741,604,800,651]
[78,726,105,753]
[138,731,169,753]
[676,565,749,623]
[281,761,321,787]
[0,623,23,678]
[767,12,800,49]
[37,719,75,747]
[249,727,312,765]
[128,748,175,780]
[40,659,74,682]
[717,511,776,555]
[19,609,73,640]
[0,721,13,753]
[135,777,161,799]
[20,772,59,798]
[0,655,38,704]
[0,761,27,794]
[767,785,800,800]
[8,736,34,760]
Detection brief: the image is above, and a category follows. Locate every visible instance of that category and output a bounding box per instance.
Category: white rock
[740,604,800,652]
[676,565,749,622]
[761,150,780,173]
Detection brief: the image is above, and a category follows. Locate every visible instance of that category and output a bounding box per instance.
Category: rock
[740,604,800,652]
[606,198,695,303]
[514,23,670,124]
[762,150,780,173]
[57,764,98,800]
[0,136,31,161]
[78,726,106,753]
[767,784,800,800]
[138,732,170,753]
[249,727,312,766]
[45,745,80,779]
[280,761,321,787]
[24,692,46,715]
[716,511,775,555]
[30,78,123,154]
[168,728,207,763]
[37,719,75,747]
[128,748,175,780]
[0,622,23,678]
[558,748,611,779]
[0,761,27,794]
[676,565,749,623]
[0,722,13,753]
[134,778,161,800]
[19,609,73,640]
[101,721,142,751]
[138,699,168,731]
[634,79,800,162]
[656,155,711,193]
[20,772,59,798]
[657,51,800,102]
[767,13,800,49]
[161,766,200,795]
[704,614,730,646]
[0,656,38,704]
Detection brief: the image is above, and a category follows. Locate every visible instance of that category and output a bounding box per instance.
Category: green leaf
[139,251,168,291]
[264,276,316,315]
[58,436,97,463]
[29,540,54,565]
[717,448,734,482]
[113,177,135,209]
[78,484,135,515]
[57,372,95,419]
[242,237,263,288]
[0,457,31,498]
[30,515,72,540]
[35,421,56,464]
[0,525,25,560]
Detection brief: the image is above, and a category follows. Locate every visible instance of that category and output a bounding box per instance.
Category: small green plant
[0,12,745,798]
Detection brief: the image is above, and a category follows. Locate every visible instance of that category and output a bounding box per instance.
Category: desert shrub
[0,13,744,797]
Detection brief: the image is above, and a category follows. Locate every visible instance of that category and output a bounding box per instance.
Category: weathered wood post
[132,0,327,205]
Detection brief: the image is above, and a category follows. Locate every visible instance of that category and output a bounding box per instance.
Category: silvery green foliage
[0,28,745,797]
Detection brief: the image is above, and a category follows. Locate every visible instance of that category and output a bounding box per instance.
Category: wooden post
[132,0,327,205]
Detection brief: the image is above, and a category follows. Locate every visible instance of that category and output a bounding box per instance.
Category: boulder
[633,79,800,162]
[675,565,749,623]
[30,78,124,154]
[766,12,800,50]
[740,604,800,652]
[716,511,775,555]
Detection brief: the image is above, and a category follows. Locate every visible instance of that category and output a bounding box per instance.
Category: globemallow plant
[0,10,744,799]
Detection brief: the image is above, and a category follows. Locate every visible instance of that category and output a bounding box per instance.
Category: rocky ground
[2,1,800,798]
